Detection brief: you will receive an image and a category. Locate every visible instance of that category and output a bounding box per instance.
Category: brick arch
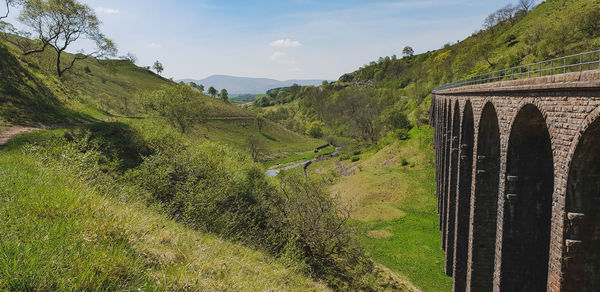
[453,100,474,291]
[445,99,461,275]
[500,103,554,291]
[467,101,500,291]
[442,100,452,250]
[562,106,600,291]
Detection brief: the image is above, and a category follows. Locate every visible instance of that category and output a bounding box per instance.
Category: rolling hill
[180,75,327,94]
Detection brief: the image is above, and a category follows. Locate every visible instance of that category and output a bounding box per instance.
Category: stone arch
[563,108,600,291]
[468,102,500,291]
[500,103,554,291]
[445,99,461,275]
[453,100,474,291]
[442,100,452,249]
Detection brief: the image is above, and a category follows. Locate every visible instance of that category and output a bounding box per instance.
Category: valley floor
[306,128,452,292]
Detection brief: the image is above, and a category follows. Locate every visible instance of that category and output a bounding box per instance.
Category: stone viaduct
[431,70,600,291]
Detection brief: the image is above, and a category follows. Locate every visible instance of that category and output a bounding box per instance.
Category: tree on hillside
[123,52,137,64]
[246,135,265,162]
[256,114,266,132]
[402,46,414,58]
[19,0,117,77]
[152,60,164,75]
[518,0,534,11]
[219,88,228,102]
[138,83,205,133]
[189,82,204,93]
[207,86,217,98]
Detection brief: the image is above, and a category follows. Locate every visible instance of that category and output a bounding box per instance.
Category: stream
[265,150,340,177]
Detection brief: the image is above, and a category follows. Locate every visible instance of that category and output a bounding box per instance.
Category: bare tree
[19,0,117,77]
[123,52,137,64]
[256,114,266,132]
[247,135,265,162]
[518,0,534,11]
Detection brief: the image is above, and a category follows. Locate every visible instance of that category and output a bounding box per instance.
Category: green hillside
[0,27,410,290]
[0,138,329,291]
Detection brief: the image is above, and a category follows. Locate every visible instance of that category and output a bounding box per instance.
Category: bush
[138,84,206,133]
[339,153,352,161]
[305,120,325,138]
[351,156,360,162]
[395,128,410,140]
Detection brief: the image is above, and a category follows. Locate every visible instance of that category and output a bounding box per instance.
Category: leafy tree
[578,8,600,38]
[219,88,228,102]
[388,112,411,130]
[189,82,204,93]
[402,46,414,58]
[138,84,205,133]
[19,0,117,77]
[207,86,217,98]
[305,120,325,138]
[152,60,164,75]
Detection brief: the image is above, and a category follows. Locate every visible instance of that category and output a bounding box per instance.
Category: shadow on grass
[6,121,151,170]
[0,45,95,126]
[261,131,279,141]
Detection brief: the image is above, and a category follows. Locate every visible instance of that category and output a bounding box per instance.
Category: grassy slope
[0,35,322,158]
[0,139,327,291]
[307,128,451,292]
[0,38,326,289]
[337,0,600,101]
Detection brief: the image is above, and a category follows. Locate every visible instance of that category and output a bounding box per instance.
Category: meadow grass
[265,145,335,168]
[0,132,328,291]
[307,127,452,291]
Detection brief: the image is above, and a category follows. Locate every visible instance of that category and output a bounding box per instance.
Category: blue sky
[5,0,524,80]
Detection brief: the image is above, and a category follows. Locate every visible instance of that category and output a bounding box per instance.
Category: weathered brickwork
[431,70,600,291]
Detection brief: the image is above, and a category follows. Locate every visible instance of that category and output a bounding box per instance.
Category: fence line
[433,50,600,92]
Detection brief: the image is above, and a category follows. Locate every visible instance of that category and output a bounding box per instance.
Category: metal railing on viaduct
[431,53,600,291]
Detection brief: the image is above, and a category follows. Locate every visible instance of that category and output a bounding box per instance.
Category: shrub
[138,84,206,133]
[351,156,360,162]
[132,142,276,241]
[395,128,410,140]
[305,120,325,138]
[339,153,352,161]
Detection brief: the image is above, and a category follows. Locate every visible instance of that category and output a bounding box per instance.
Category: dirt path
[0,126,42,149]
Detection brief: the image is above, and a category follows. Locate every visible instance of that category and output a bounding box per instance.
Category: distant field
[229,94,266,104]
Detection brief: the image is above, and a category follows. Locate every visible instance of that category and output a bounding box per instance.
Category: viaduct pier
[432,66,600,291]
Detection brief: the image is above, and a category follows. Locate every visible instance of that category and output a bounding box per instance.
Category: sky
[4,0,524,81]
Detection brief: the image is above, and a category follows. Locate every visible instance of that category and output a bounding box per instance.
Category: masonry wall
[432,70,600,291]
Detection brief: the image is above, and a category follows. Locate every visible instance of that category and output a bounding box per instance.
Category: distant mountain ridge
[179,75,327,94]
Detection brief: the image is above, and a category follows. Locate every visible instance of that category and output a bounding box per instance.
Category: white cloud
[269,39,302,48]
[270,51,287,61]
[96,7,121,14]
[145,43,162,49]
